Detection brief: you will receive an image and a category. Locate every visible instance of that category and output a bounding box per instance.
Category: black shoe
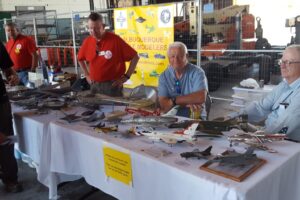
[4,182,23,193]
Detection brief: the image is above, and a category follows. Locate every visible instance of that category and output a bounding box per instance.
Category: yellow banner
[114,4,174,88]
[103,146,132,185]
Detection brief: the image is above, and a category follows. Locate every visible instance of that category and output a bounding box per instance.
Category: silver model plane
[228,130,287,153]
[180,146,212,159]
[121,116,178,126]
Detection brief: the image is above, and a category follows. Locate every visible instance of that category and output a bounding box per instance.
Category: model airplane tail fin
[183,123,198,136]
[203,145,212,154]
[162,105,180,117]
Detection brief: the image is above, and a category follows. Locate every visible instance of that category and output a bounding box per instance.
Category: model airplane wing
[159,136,179,144]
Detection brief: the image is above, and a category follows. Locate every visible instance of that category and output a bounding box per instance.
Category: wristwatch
[171,96,177,106]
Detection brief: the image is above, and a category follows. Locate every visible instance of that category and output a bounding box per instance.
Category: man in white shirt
[230,45,300,140]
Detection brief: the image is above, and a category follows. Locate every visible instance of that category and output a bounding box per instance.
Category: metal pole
[197,0,202,67]
[89,0,95,11]
[71,11,79,76]
[4,18,8,42]
[33,17,38,46]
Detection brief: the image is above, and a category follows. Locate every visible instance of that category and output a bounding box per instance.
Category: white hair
[286,44,300,55]
[167,41,188,55]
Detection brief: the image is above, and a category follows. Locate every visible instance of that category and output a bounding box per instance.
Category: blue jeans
[17,71,29,86]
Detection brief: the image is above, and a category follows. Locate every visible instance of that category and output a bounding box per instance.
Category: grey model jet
[121,116,178,127]
[59,111,81,123]
[212,148,258,166]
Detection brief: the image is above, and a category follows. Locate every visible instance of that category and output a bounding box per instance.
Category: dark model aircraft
[168,115,253,135]
[180,146,212,159]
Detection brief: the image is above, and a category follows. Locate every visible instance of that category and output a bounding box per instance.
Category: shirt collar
[168,63,190,80]
[286,77,300,90]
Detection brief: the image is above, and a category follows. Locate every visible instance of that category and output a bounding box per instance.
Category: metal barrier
[1,1,291,101]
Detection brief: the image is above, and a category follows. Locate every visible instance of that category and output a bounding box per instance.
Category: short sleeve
[77,39,88,61]
[117,35,137,61]
[158,72,169,97]
[26,37,38,54]
[191,68,208,92]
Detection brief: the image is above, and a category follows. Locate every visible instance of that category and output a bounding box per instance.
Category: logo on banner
[160,9,171,24]
[158,6,173,28]
[115,10,128,29]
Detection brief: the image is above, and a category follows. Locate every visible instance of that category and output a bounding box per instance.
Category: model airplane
[59,111,81,123]
[121,115,178,127]
[94,125,118,133]
[125,107,160,116]
[168,120,229,135]
[228,130,287,153]
[137,123,198,145]
[180,146,212,159]
[121,105,180,127]
[211,148,259,166]
[77,93,155,108]
[82,111,105,123]
[168,115,256,135]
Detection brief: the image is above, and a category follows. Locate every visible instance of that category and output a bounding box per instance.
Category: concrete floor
[0,64,281,199]
[0,161,117,200]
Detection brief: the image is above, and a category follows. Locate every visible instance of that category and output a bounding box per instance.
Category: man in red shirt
[5,22,38,86]
[78,12,139,96]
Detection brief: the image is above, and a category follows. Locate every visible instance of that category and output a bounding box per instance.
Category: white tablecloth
[47,120,300,200]
[12,105,300,200]
[12,106,80,198]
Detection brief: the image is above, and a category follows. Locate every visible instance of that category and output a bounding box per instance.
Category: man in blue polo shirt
[158,41,208,119]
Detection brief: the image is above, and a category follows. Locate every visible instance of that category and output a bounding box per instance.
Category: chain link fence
[1,1,293,101]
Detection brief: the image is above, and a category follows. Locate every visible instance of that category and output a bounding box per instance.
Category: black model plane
[180,146,212,159]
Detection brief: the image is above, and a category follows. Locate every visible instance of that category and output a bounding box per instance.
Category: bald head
[5,22,19,39]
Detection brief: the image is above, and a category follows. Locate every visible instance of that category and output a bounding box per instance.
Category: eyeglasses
[278,59,300,66]
[175,79,181,94]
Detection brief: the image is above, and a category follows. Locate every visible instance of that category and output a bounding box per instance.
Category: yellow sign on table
[114,4,174,88]
[103,146,132,185]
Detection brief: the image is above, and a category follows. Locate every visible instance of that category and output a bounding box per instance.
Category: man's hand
[8,74,19,86]
[187,104,203,112]
[0,132,7,144]
[85,74,92,84]
[112,76,128,88]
